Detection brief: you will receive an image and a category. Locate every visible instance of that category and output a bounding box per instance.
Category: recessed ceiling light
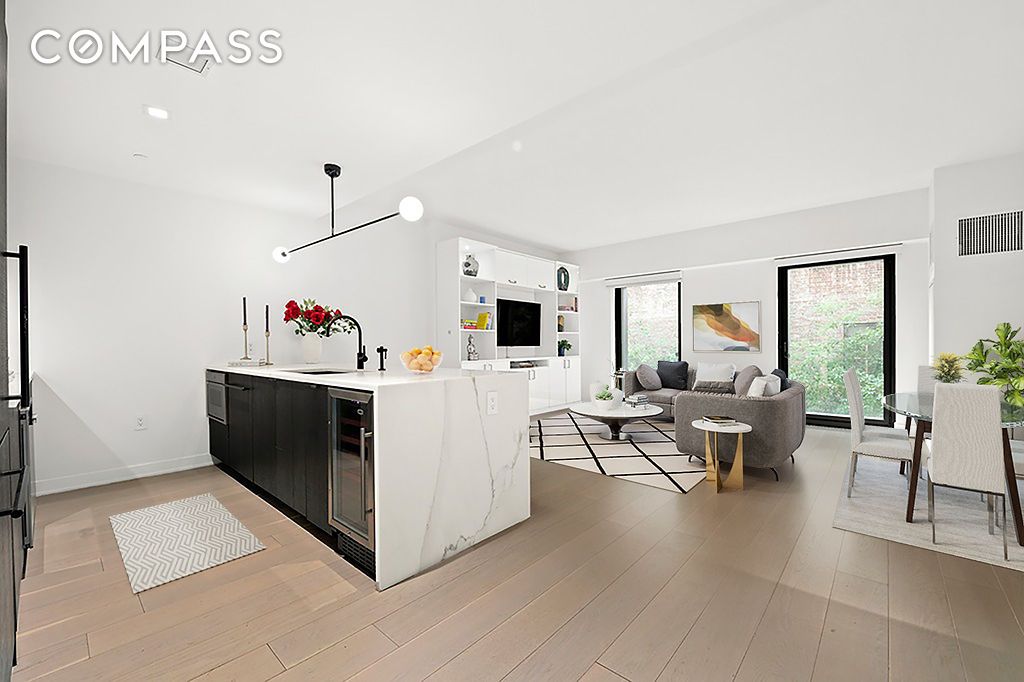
[511,140,523,153]
[144,105,169,120]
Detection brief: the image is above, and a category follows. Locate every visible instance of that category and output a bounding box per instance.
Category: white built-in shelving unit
[436,238,582,414]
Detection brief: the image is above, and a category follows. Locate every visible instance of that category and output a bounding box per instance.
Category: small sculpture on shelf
[556,266,570,291]
[462,253,479,277]
[557,314,565,332]
[467,334,480,361]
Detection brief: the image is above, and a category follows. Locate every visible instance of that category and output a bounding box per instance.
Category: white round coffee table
[691,419,752,492]
[568,402,664,441]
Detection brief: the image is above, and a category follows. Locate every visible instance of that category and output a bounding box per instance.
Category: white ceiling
[8,0,773,217]
[11,1,1024,251]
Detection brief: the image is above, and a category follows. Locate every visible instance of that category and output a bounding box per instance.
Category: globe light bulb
[272,246,291,264]
[399,196,424,222]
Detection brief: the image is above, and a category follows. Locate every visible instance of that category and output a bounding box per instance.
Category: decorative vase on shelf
[556,266,570,291]
[462,253,480,277]
[463,287,478,303]
[301,334,323,364]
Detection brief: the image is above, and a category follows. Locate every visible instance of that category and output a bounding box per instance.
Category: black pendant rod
[289,212,401,255]
[330,174,335,236]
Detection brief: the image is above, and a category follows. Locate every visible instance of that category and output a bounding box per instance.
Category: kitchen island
[205,364,529,589]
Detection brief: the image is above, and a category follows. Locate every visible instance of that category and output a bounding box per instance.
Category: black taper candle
[242,296,247,325]
[265,304,269,333]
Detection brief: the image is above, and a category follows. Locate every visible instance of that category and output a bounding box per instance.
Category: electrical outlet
[134,415,147,431]
[487,391,498,415]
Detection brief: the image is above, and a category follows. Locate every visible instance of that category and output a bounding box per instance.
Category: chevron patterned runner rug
[109,493,266,593]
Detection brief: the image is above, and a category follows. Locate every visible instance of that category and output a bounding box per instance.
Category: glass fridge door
[329,390,372,543]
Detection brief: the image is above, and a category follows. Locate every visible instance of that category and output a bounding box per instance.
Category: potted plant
[558,339,572,357]
[283,299,354,363]
[964,322,1024,406]
[592,384,623,411]
[932,352,965,384]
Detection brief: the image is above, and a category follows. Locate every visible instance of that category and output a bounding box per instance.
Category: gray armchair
[673,381,807,471]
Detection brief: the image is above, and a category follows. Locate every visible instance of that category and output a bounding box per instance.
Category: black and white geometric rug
[531,413,706,493]
[109,493,266,593]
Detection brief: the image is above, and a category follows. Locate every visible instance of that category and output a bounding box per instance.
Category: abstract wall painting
[693,301,761,352]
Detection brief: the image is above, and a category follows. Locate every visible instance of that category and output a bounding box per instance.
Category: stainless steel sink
[281,368,356,375]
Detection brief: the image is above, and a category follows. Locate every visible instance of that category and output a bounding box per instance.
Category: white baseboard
[35,453,215,496]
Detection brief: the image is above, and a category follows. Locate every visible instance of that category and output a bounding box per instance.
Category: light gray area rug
[109,493,266,593]
[834,456,1024,571]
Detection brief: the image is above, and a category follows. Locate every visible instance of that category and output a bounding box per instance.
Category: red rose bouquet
[283,299,354,338]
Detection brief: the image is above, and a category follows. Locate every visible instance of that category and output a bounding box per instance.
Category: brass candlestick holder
[263,330,273,366]
[241,324,251,360]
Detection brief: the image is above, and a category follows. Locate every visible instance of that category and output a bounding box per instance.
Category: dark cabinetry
[211,374,329,534]
[225,374,254,480]
[251,377,277,500]
[294,384,329,533]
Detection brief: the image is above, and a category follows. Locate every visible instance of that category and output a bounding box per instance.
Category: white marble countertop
[206,363,497,391]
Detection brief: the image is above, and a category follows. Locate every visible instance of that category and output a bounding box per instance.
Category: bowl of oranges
[401,346,443,373]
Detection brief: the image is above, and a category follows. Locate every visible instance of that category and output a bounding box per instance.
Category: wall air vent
[957,210,1022,256]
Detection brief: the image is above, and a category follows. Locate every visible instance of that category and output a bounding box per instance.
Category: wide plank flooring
[13,427,1024,680]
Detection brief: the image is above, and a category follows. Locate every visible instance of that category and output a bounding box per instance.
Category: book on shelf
[702,415,737,426]
[461,318,477,329]
[476,312,492,330]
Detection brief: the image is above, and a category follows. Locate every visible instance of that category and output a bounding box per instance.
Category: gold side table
[690,419,752,492]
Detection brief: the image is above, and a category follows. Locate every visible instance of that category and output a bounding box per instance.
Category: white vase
[301,334,323,364]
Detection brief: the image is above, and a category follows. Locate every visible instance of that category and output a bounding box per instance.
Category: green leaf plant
[964,322,1024,407]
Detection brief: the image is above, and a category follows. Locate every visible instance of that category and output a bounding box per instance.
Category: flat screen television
[496,299,542,347]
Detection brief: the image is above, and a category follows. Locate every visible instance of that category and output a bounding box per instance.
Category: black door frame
[614,281,682,370]
[777,254,896,428]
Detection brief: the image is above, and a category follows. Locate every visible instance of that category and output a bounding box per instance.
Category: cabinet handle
[225,384,249,392]
[359,427,368,521]
[538,284,547,289]
[508,279,517,284]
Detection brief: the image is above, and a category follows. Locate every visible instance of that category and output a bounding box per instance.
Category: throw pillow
[771,368,791,390]
[635,364,662,391]
[747,376,769,397]
[692,380,734,394]
[733,365,763,397]
[657,360,689,390]
[763,374,782,396]
[695,362,735,383]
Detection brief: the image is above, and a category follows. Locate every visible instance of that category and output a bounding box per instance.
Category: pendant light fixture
[272,163,423,263]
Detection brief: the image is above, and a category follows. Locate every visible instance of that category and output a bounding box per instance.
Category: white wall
[561,190,931,396]
[9,158,550,494]
[931,152,1024,357]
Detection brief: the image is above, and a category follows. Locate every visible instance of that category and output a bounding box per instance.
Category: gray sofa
[622,367,701,418]
[622,367,807,471]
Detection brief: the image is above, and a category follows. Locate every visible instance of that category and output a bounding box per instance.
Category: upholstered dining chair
[898,365,940,474]
[904,365,937,432]
[843,369,914,497]
[926,383,1008,560]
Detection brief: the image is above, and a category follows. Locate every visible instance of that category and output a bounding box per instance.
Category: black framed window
[614,280,681,370]
[778,254,895,428]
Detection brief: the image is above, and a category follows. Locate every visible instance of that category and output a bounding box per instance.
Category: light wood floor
[12,427,1024,681]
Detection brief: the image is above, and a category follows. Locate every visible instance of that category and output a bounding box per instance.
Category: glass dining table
[884,392,1024,544]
